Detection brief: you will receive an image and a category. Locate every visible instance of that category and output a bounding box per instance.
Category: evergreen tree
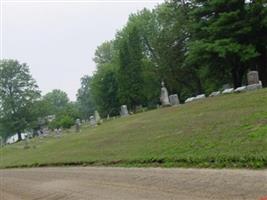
[188,0,259,88]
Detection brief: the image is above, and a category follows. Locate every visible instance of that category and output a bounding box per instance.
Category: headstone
[185,97,196,103]
[169,94,180,106]
[23,134,30,149]
[94,111,102,124]
[222,88,234,94]
[0,136,3,148]
[90,115,96,127]
[75,118,81,132]
[160,81,171,106]
[55,128,62,138]
[209,91,221,97]
[120,105,129,117]
[234,86,247,93]
[43,128,49,136]
[247,71,259,85]
[195,94,206,100]
[246,83,262,91]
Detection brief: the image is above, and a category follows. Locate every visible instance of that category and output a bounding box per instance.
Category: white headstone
[185,97,196,103]
[209,91,221,97]
[94,111,102,124]
[246,83,262,91]
[160,81,171,106]
[234,86,247,93]
[169,94,180,106]
[75,118,81,132]
[222,88,234,94]
[120,105,129,117]
[195,94,206,100]
[90,115,96,127]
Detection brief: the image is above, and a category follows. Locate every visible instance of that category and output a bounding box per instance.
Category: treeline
[0,60,80,140]
[1,0,266,140]
[77,0,267,118]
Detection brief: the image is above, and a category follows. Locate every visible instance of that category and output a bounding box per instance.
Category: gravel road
[0,167,266,200]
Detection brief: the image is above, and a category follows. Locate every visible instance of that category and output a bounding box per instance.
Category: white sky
[1,0,164,101]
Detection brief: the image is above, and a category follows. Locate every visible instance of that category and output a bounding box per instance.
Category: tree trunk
[232,65,245,88]
[258,47,267,87]
[196,78,204,94]
[17,131,22,142]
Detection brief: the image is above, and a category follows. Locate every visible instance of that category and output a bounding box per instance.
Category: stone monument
[247,71,259,85]
[0,136,3,148]
[90,115,96,127]
[120,105,129,117]
[94,110,102,124]
[160,81,171,106]
[169,94,180,106]
[75,118,81,132]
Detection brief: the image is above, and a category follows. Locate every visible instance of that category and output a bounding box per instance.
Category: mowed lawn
[1,89,267,168]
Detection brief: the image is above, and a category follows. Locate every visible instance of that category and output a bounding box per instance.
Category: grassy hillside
[1,89,267,169]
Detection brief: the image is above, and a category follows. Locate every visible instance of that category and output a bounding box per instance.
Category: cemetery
[0,86,266,169]
[1,1,267,199]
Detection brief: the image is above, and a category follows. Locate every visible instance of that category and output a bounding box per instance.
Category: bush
[59,115,74,129]
[48,115,74,129]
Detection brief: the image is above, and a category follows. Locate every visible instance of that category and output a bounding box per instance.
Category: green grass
[1,89,267,169]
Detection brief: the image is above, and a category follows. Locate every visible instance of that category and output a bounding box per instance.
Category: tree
[91,64,120,117]
[49,102,80,129]
[0,59,40,141]
[118,26,145,110]
[76,75,95,120]
[245,1,267,86]
[93,41,116,67]
[90,41,120,117]
[187,0,261,88]
[43,89,69,115]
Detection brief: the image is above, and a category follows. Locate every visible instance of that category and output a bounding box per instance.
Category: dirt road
[0,167,266,200]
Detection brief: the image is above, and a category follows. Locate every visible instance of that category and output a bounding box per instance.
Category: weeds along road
[0,167,266,200]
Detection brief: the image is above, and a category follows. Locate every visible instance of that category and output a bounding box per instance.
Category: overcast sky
[1,0,164,101]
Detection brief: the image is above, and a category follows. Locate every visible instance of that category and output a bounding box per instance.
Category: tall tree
[0,59,40,141]
[93,41,116,67]
[90,40,120,117]
[76,75,95,119]
[43,89,69,115]
[118,26,145,110]
[246,0,267,86]
[91,64,120,117]
[187,0,260,88]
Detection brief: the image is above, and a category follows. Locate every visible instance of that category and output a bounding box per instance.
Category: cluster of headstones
[159,81,180,107]
[89,71,263,127]
[89,111,103,127]
[185,71,262,103]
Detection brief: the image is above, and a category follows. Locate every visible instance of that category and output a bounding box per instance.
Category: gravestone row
[185,70,262,103]
[88,70,263,128]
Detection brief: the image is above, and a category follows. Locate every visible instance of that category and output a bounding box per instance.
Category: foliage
[76,75,95,120]
[117,26,145,110]
[1,89,267,169]
[84,1,267,116]
[187,0,266,88]
[43,89,69,115]
[91,64,120,117]
[49,102,80,129]
[0,59,40,140]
